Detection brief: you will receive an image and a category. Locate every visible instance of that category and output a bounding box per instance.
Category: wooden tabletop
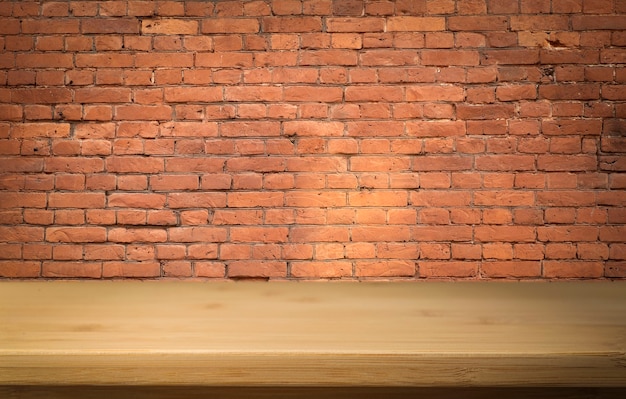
[1,280,625,387]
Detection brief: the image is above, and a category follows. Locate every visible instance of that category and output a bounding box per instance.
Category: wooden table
[1,281,625,398]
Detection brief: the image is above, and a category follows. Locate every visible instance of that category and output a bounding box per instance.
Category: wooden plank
[1,281,625,387]
[2,386,626,399]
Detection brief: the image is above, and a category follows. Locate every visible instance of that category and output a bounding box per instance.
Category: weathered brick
[355,260,414,277]
[448,16,508,31]
[543,261,604,278]
[142,19,198,35]
[81,18,140,34]
[202,18,260,33]
[262,16,322,32]
[291,261,352,278]
[46,227,106,243]
[387,17,445,31]
[421,50,479,65]
[102,262,160,278]
[168,193,227,208]
[228,261,287,278]
[482,261,541,278]
[418,261,478,278]
[43,262,102,278]
[0,1,622,282]
[0,261,41,278]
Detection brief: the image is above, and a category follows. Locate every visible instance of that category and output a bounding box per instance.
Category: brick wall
[0,0,624,280]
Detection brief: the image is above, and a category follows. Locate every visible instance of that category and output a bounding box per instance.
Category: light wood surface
[1,281,625,388]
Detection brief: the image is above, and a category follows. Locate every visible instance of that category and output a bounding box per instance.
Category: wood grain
[1,281,625,387]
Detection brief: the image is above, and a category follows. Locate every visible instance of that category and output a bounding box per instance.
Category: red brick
[374,243,417,259]
[84,245,125,261]
[476,155,536,171]
[22,19,79,33]
[196,52,254,67]
[168,193,227,208]
[141,19,198,34]
[23,209,54,225]
[221,121,281,137]
[481,261,541,278]
[0,210,23,224]
[291,261,351,278]
[538,226,599,242]
[229,227,288,243]
[201,18,260,33]
[539,84,600,100]
[605,262,626,278]
[106,156,163,173]
[448,16,508,31]
[43,262,102,278]
[475,226,536,242]
[12,88,73,104]
[46,227,106,243]
[227,192,284,207]
[81,18,140,33]
[412,226,472,242]
[262,16,322,32]
[156,245,186,260]
[350,156,410,171]
[457,104,515,120]
[418,261,478,278]
[108,193,166,209]
[112,205,146,223]
[496,85,537,101]
[49,193,105,209]
[482,50,540,65]
[0,16,19,33]
[542,119,602,136]
[572,16,626,30]
[163,87,222,103]
[600,226,626,242]
[482,242,513,259]
[102,262,161,278]
[346,121,403,137]
[475,190,535,206]
[408,86,464,102]
[343,87,396,103]
[287,156,347,171]
[387,17,445,31]
[407,120,465,137]
[0,261,41,278]
[284,121,344,137]
[109,228,167,243]
[0,158,43,173]
[413,155,473,171]
[451,243,481,260]
[421,50,479,66]
[51,244,82,261]
[543,261,604,278]
[193,262,224,278]
[349,191,408,206]
[290,226,350,242]
[283,191,344,207]
[114,105,172,121]
[0,243,21,259]
[300,49,358,65]
[325,17,382,33]
[601,49,626,64]
[228,261,286,278]
[150,175,199,191]
[162,261,193,277]
[166,158,224,173]
[355,260,415,277]
[420,243,451,260]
